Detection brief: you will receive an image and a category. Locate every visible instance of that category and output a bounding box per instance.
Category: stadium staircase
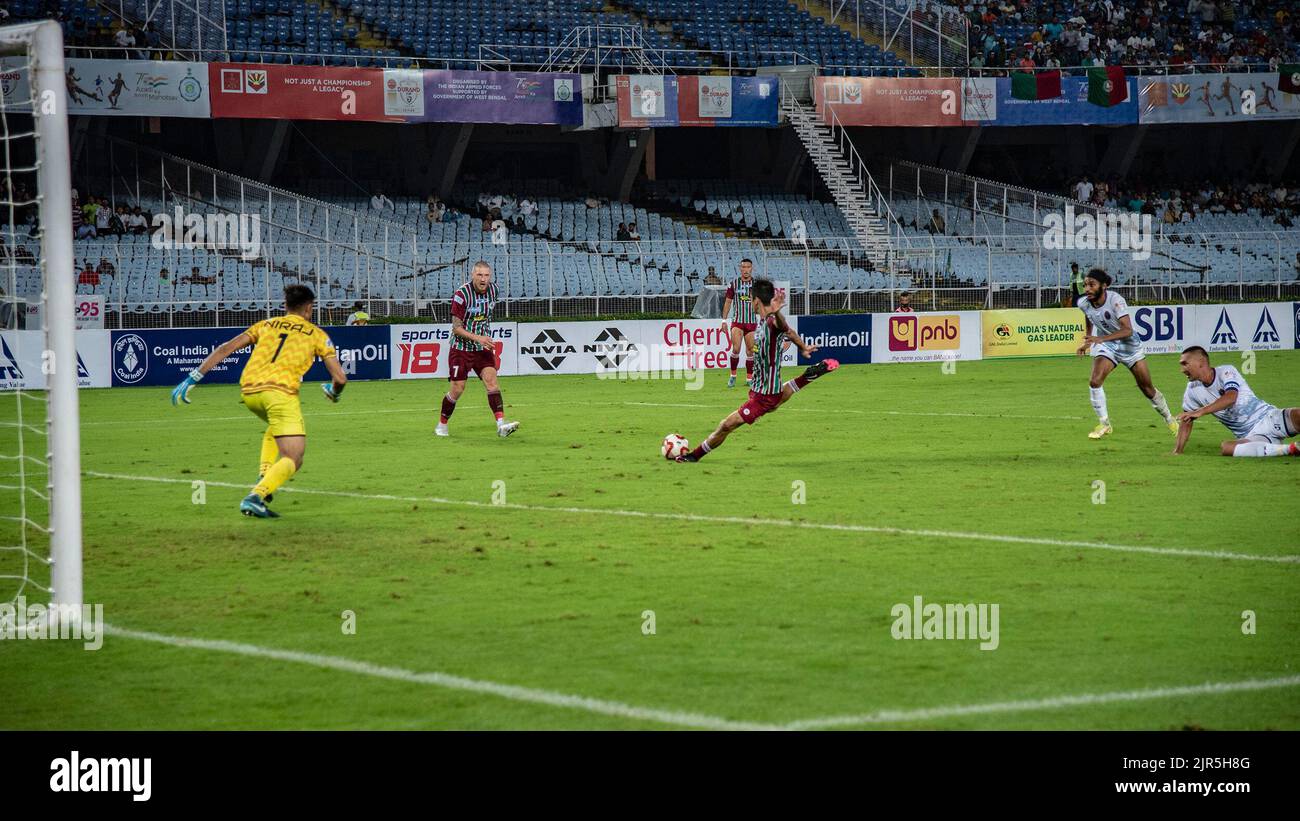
[779,84,897,269]
[792,0,906,66]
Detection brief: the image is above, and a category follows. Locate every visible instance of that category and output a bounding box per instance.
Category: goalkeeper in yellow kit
[170,285,348,518]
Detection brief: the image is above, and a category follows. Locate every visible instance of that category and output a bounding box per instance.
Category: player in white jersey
[1074,269,1178,439]
[1173,346,1299,457]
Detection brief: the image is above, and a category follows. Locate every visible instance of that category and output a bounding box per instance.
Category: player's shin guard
[440,393,457,424]
[487,389,504,421]
[259,430,277,477]
[1089,386,1109,422]
[1232,442,1298,457]
[254,456,297,499]
[1150,390,1173,423]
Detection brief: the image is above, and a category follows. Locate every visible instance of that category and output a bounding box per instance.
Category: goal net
[0,21,82,616]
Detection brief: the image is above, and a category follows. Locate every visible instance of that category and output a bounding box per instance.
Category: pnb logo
[520,329,575,371]
[0,336,22,381]
[1210,309,1238,346]
[1251,307,1279,345]
[888,315,960,352]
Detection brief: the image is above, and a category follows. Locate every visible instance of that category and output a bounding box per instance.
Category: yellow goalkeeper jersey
[239,315,336,396]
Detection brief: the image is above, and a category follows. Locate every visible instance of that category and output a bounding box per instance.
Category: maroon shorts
[448,347,497,381]
[738,389,783,425]
[731,322,758,335]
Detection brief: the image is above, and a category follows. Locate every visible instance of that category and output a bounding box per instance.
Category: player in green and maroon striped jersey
[677,278,838,462]
[721,259,758,389]
[436,260,519,439]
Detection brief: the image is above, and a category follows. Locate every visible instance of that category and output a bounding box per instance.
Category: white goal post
[0,20,81,611]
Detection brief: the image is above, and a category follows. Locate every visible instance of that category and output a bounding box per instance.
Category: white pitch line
[78,400,1082,426]
[623,401,1085,421]
[83,470,1300,564]
[103,623,776,731]
[784,675,1300,730]
[103,621,1300,730]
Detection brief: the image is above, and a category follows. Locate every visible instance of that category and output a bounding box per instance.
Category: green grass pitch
[2,351,1298,729]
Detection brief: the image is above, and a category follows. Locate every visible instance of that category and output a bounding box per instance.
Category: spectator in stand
[616,222,631,241]
[518,196,537,217]
[926,208,947,235]
[895,292,915,313]
[346,301,369,325]
[127,207,149,234]
[107,206,126,237]
[627,222,641,241]
[370,190,394,212]
[78,261,100,288]
[1074,177,1094,203]
[97,258,115,279]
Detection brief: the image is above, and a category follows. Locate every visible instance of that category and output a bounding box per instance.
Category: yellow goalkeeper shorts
[242,390,306,437]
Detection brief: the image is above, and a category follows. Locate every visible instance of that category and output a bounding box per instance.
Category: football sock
[1089,387,1109,422]
[258,430,277,477]
[1150,390,1173,423]
[689,440,714,461]
[1232,442,1295,457]
[254,456,296,499]
[440,393,456,424]
[729,354,739,375]
[487,389,504,421]
[745,359,753,379]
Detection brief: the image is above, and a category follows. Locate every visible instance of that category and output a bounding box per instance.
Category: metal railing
[32,233,1300,329]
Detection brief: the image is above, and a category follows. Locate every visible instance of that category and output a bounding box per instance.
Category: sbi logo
[1133,307,1183,344]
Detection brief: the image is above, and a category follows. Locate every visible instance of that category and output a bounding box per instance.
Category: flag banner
[1088,66,1128,106]
[676,75,779,126]
[415,70,583,125]
[616,74,679,126]
[1011,71,1062,101]
[1279,64,1300,94]
[814,76,975,127]
[1,58,210,117]
[1139,73,1300,123]
[208,64,403,122]
[988,75,1138,125]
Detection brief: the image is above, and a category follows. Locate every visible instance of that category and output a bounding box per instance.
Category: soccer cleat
[1167,420,1179,435]
[674,453,699,463]
[1088,423,1113,439]
[497,420,520,438]
[727,374,736,388]
[434,423,449,437]
[239,493,280,518]
[801,358,840,381]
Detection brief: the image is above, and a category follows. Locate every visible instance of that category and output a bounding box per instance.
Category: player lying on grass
[677,278,837,462]
[1074,268,1178,439]
[170,284,348,518]
[1173,346,1299,457]
[436,260,520,438]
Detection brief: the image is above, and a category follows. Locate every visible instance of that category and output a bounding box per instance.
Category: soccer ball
[661,433,689,460]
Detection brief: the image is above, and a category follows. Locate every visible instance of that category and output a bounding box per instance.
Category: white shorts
[1243,407,1298,444]
[1091,341,1145,369]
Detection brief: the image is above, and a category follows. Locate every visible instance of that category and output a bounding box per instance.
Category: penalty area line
[103,623,776,731]
[83,470,1300,565]
[785,674,1300,729]
[102,623,1300,730]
